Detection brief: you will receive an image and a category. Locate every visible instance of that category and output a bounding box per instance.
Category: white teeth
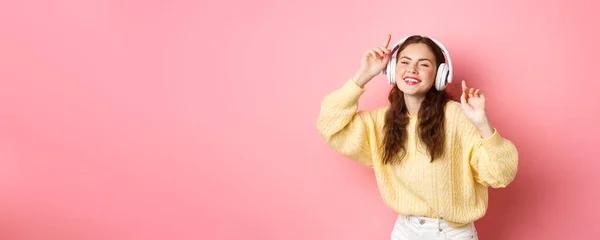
[405,78,420,83]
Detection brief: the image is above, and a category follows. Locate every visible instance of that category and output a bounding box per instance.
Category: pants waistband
[398,214,447,230]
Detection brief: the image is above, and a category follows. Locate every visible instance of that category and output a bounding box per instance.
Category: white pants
[391,214,478,240]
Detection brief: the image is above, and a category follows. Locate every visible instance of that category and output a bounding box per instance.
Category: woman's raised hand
[353,34,392,87]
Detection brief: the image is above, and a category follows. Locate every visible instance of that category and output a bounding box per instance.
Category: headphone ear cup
[435,63,449,90]
[387,56,396,84]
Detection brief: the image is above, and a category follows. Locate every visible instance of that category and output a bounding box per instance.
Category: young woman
[316,34,518,239]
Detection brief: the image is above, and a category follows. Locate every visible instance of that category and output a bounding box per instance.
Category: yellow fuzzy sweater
[316,79,518,227]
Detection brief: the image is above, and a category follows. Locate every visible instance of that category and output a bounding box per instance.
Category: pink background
[1,0,598,239]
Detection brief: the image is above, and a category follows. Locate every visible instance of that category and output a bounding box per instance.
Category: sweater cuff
[341,78,366,99]
[481,128,503,149]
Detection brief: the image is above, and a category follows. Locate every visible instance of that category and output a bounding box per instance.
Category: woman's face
[395,43,438,97]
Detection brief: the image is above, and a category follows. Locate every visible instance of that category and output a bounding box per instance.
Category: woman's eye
[400,61,409,64]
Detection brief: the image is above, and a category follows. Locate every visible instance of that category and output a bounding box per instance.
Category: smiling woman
[381,36,453,165]
[316,34,519,240]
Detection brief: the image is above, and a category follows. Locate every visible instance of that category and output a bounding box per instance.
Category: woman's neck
[404,94,426,117]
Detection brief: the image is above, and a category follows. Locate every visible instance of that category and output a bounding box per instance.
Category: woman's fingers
[373,48,384,57]
[368,50,377,59]
[383,33,391,48]
[378,47,390,55]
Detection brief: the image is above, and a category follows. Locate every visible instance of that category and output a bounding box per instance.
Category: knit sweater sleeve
[316,79,385,168]
[454,106,519,188]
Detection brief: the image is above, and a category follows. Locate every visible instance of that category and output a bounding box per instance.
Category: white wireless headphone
[383,35,453,91]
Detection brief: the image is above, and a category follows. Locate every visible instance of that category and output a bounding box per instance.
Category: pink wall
[1,0,598,239]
